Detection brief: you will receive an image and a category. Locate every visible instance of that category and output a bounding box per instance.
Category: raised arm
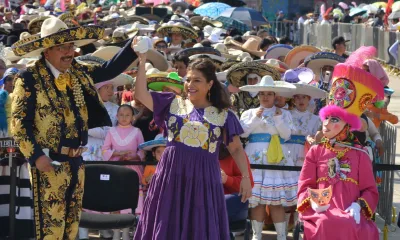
[135,52,153,111]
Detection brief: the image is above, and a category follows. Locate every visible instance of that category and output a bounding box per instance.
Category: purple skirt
[133,144,230,240]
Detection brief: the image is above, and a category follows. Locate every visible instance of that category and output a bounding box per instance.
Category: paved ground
[89,75,400,240]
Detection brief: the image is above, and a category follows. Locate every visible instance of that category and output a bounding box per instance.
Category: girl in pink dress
[102,105,145,240]
[297,62,384,240]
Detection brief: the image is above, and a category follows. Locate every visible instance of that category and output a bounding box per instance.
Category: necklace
[323,140,350,159]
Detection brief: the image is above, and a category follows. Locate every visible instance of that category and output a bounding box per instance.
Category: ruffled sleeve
[224,109,244,144]
[150,92,176,132]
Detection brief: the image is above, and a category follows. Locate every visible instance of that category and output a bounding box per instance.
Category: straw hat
[75,55,134,91]
[213,43,243,60]
[190,16,223,29]
[304,52,345,78]
[239,75,296,93]
[264,44,293,61]
[157,22,197,40]
[284,45,320,69]
[147,72,183,92]
[226,61,281,88]
[139,133,167,151]
[230,37,264,58]
[11,18,104,58]
[282,68,326,98]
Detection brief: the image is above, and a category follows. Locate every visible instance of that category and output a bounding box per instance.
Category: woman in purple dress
[133,52,253,239]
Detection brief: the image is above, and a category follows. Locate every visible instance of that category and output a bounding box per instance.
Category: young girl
[138,134,167,187]
[102,105,145,240]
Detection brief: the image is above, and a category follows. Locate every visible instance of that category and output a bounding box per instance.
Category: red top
[219,155,254,194]
[121,90,133,104]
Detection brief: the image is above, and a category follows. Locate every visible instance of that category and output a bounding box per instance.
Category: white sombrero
[139,134,167,151]
[239,75,296,93]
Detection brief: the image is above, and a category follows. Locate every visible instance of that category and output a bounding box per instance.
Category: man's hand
[35,155,54,172]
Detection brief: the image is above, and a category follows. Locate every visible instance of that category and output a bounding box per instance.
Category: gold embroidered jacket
[231,91,260,117]
[11,40,138,164]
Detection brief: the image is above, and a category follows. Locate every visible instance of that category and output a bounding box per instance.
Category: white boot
[112,229,121,240]
[274,222,287,240]
[78,228,89,239]
[122,228,130,240]
[284,213,291,236]
[251,220,264,240]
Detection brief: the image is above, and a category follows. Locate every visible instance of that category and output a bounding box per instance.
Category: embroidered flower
[34,42,40,48]
[170,97,193,116]
[42,38,55,48]
[180,121,208,148]
[168,116,177,127]
[168,130,174,141]
[209,142,217,153]
[15,47,26,56]
[19,140,34,158]
[76,27,87,39]
[204,107,227,126]
[213,127,221,138]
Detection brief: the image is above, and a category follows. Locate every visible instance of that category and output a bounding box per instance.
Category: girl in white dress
[239,76,297,240]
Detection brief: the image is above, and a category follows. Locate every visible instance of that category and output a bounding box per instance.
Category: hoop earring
[208,90,211,101]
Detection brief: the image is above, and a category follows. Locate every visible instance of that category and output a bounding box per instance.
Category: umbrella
[389,10,400,20]
[349,7,367,17]
[171,1,189,12]
[372,2,387,9]
[193,2,231,18]
[393,2,400,12]
[219,7,268,28]
[215,16,249,34]
[362,4,378,14]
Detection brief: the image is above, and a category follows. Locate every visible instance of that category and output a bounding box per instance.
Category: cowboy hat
[157,22,197,40]
[139,133,167,151]
[147,72,183,92]
[304,52,345,78]
[239,75,296,93]
[282,68,326,98]
[264,44,293,61]
[11,18,104,58]
[284,45,321,69]
[230,37,264,58]
[75,55,134,91]
[226,61,281,88]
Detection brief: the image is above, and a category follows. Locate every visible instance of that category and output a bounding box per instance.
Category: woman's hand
[306,135,316,145]
[239,177,252,203]
[256,108,264,118]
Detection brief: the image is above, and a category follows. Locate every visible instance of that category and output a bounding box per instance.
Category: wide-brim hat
[213,43,243,60]
[75,55,133,90]
[239,75,296,93]
[139,133,167,151]
[189,54,226,63]
[132,49,169,71]
[177,47,221,57]
[190,16,223,29]
[157,24,198,40]
[11,18,104,58]
[255,59,290,73]
[28,16,51,34]
[284,45,321,69]
[58,12,77,28]
[230,37,264,58]
[226,61,281,88]
[264,44,293,61]
[125,15,150,24]
[290,83,327,98]
[147,72,184,92]
[304,52,346,77]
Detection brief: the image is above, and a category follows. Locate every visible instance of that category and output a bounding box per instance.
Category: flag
[385,0,394,25]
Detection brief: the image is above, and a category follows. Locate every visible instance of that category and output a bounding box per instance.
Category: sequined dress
[134,92,243,240]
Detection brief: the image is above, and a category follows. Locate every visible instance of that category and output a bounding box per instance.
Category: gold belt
[60,146,88,158]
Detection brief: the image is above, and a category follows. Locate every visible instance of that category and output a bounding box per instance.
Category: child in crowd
[139,134,167,187]
[102,105,145,240]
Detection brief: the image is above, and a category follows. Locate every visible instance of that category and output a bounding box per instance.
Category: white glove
[345,202,361,224]
[133,36,152,53]
[311,200,330,213]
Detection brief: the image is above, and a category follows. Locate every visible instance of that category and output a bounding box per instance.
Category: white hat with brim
[230,37,264,58]
[290,83,327,98]
[139,134,167,151]
[239,75,296,94]
[11,18,104,58]
[75,55,133,90]
[189,54,226,63]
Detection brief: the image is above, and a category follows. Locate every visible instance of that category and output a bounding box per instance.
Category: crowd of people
[0,1,399,240]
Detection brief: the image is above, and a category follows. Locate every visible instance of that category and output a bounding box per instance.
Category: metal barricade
[377,121,397,225]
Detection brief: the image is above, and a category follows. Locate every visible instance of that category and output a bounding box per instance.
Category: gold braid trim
[31,168,41,240]
[297,197,311,213]
[317,177,359,185]
[358,197,374,220]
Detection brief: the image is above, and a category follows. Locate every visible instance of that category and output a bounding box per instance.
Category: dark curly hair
[187,59,231,112]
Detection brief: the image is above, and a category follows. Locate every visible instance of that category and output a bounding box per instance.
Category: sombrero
[213,43,243,60]
[239,75,296,93]
[58,12,78,28]
[189,54,226,63]
[75,55,134,90]
[177,47,221,57]
[190,16,223,29]
[264,44,293,61]
[304,52,345,78]
[226,61,281,88]
[255,59,289,73]
[125,15,150,24]
[103,28,138,47]
[147,72,183,92]
[4,32,40,62]
[284,45,321,69]
[157,22,197,40]
[230,37,264,58]
[282,67,326,99]
[141,14,163,23]
[28,16,51,34]
[132,49,169,71]
[11,18,104,58]
[139,134,167,151]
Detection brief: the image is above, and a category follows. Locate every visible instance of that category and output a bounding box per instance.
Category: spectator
[342,8,352,23]
[0,59,6,78]
[172,54,189,78]
[1,68,18,94]
[279,36,293,45]
[332,36,349,59]
[200,39,212,47]
[257,29,269,39]
[233,35,244,43]
[260,38,275,51]
[372,9,385,27]
[121,84,133,104]
[140,134,167,186]
[276,10,285,37]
